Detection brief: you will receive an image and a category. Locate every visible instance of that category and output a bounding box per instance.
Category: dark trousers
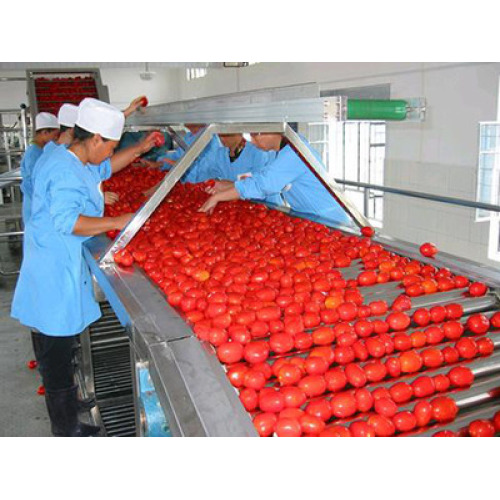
[30,331,78,391]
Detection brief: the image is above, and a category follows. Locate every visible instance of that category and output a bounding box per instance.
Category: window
[305,121,386,225]
[186,68,207,81]
[476,122,500,221]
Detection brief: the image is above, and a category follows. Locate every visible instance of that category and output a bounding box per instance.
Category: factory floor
[0,237,52,437]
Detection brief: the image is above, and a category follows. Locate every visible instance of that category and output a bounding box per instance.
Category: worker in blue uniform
[11,98,153,437]
[198,132,353,227]
[182,133,276,183]
[156,123,221,170]
[20,112,60,222]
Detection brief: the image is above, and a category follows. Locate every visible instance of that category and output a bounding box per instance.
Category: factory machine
[78,88,500,437]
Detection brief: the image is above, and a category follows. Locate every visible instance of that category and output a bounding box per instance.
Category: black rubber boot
[77,395,96,412]
[45,386,101,437]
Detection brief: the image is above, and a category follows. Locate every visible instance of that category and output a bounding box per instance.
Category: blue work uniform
[20,143,44,222]
[234,141,352,226]
[183,141,276,183]
[158,130,221,171]
[11,146,111,336]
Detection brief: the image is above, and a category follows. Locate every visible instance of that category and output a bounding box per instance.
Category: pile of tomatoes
[105,167,500,437]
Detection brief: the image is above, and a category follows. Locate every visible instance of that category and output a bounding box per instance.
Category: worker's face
[40,128,60,144]
[219,134,243,148]
[251,133,282,151]
[88,134,118,164]
[186,124,204,134]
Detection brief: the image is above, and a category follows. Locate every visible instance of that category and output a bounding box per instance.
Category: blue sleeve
[97,159,112,180]
[48,171,87,235]
[20,146,42,195]
[234,148,304,200]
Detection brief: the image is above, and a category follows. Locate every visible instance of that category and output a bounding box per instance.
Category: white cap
[58,104,79,127]
[35,112,59,131]
[75,98,124,141]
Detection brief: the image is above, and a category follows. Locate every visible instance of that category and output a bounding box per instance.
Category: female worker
[183,133,276,183]
[199,133,352,226]
[20,112,60,222]
[11,98,138,437]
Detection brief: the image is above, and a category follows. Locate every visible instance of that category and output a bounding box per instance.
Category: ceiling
[0,62,224,71]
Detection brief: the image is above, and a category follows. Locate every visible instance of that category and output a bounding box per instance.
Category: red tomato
[275,418,302,437]
[229,325,252,345]
[243,341,270,364]
[355,388,374,413]
[352,340,369,362]
[37,385,45,396]
[250,321,269,339]
[305,356,329,375]
[389,382,414,403]
[358,271,378,287]
[310,346,336,364]
[491,312,500,328]
[466,314,490,335]
[455,338,478,359]
[414,400,433,427]
[385,357,402,378]
[269,333,294,354]
[361,226,375,238]
[217,342,244,364]
[281,386,307,408]
[365,337,386,358]
[422,347,444,368]
[298,375,327,398]
[430,306,447,323]
[337,303,358,322]
[277,364,302,386]
[353,320,373,338]
[442,346,460,364]
[374,397,398,418]
[448,366,474,387]
[369,300,388,316]
[312,327,335,346]
[284,315,304,336]
[325,368,348,393]
[419,242,438,258]
[279,408,304,420]
[387,312,411,331]
[412,376,436,398]
[493,411,500,431]
[468,420,495,437]
[334,347,355,365]
[393,411,417,432]
[227,364,249,388]
[345,363,367,388]
[372,319,389,334]
[294,332,313,350]
[306,399,332,422]
[364,361,387,382]
[413,308,431,327]
[329,393,357,421]
[442,321,463,340]
[399,351,423,373]
[394,334,412,352]
[368,415,396,436]
[243,369,267,390]
[253,413,277,437]
[433,430,458,437]
[319,425,351,437]
[27,360,38,370]
[445,303,464,320]
[433,374,451,393]
[259,391,285,413]
[431,396,458,422]
[300,414,326,435]
[239,388,258,411]
[477,337,494,356]
[349,421,376,437]
[468,282,488,297]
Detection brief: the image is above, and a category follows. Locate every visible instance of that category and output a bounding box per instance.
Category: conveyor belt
[88,302,136,437]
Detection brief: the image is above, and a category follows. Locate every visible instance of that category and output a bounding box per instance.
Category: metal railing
[334,179,500,214]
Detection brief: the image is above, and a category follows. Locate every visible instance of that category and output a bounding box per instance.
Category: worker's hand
[123,96,147,117]
[205,180,234,195]
[161,158,176,167]
[114,213,134,230]
[198,194,220,215]
[137,131,160,155]
[104,191,119,205]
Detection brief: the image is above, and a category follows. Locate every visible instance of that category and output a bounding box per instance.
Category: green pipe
[347,99,408,121]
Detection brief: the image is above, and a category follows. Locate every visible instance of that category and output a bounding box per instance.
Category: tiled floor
[0,240,51,437]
